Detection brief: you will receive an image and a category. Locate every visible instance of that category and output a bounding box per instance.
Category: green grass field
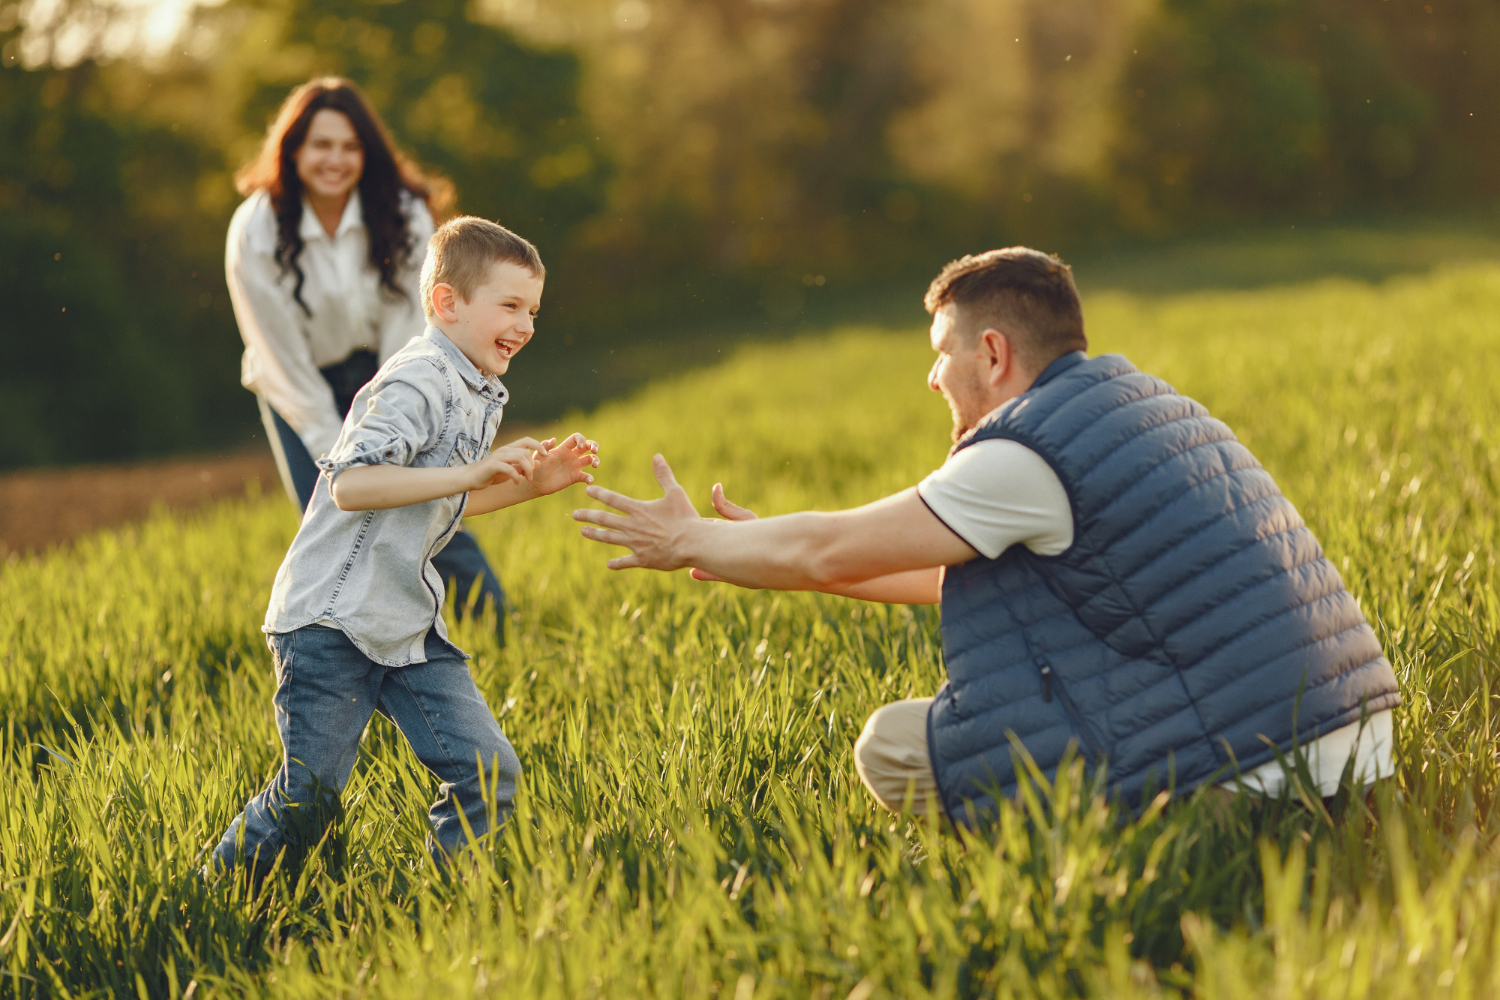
[3,261,1499,998]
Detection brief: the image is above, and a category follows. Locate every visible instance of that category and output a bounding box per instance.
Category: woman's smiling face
[294,109,364,204]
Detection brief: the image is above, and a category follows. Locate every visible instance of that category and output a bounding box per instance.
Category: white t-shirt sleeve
[917,439,1074,559]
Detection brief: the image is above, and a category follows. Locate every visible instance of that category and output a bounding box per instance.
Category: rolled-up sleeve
[317,363,447,479]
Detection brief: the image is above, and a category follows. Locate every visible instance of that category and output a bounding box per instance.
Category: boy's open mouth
[496,341,518,358]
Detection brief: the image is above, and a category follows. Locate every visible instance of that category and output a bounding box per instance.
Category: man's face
[441,260,543,377]
[928,304,991,442]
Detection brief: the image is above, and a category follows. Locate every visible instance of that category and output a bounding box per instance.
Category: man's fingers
[577,524,630,547]
[607,553,644,570]
[652,453,681,494]
[572,508,631,530]
[710,483,758,521]
[584,484,644,513]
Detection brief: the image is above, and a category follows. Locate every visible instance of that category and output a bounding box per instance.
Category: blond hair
[419,216,545,322]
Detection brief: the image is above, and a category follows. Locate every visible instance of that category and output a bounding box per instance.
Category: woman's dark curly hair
[235,77,454,315]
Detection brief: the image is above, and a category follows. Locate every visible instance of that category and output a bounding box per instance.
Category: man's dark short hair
[924,248,1087,372]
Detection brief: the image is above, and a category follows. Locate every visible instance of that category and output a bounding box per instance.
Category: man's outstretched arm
[571,454,978,602]
[684,482,946,604]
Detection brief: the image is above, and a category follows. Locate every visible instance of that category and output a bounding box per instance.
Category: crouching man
[573,248,1401,822]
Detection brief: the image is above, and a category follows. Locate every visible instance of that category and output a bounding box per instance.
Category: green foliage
[0,57,245,466]
[0,0,603,468]
[212,0,607,251]
[1113,0,1500,224]
[2,262,1500,996]
[6,0,1500,465]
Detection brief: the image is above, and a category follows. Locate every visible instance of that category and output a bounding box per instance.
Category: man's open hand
[530,432,601,496]
[572,454,702,570]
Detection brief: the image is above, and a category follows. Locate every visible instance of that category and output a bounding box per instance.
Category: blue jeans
[262,351,507,641]
[211,625,520,875]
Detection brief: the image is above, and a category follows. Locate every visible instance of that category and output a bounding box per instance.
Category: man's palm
[574,454,702,570]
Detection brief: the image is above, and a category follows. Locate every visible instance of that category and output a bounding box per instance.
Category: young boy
[210,217,598,876]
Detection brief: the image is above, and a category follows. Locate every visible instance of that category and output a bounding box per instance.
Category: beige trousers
[853,698,940,815]
[853,698,1384,820]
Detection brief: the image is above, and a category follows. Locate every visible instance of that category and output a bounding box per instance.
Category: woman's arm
[225,198,345,457]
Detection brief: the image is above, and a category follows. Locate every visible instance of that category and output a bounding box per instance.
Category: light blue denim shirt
[263,327,507,666]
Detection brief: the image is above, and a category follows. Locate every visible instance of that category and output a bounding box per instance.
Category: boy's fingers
[689,568,727,583]
[584,484,644,513]
[507,436,545,453]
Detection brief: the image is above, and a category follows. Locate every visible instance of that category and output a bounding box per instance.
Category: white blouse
[225,188,433,459]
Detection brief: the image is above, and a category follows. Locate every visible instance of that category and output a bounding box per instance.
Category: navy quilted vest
[927,351,1401,821]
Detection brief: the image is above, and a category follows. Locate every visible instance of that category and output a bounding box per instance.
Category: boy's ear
[430,282,461,323]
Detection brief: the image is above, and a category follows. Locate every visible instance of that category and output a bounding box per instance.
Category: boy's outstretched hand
[463,433,600,516]
[528,433,601,496]
[473,436,546,488]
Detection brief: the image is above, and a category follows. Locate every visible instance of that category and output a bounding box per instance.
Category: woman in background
[226,77,506,639]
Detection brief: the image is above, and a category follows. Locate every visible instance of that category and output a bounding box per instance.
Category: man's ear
[977,327,1012,387]
[430,282,460,323]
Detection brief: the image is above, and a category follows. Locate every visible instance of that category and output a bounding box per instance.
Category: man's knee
[854,698,938,814]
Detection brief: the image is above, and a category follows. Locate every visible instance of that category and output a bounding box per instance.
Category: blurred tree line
[2,0,1497,467]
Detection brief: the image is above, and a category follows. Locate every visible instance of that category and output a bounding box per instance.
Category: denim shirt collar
[424,326,509,405]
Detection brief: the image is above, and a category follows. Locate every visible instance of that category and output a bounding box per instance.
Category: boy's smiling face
[431,259,544,377]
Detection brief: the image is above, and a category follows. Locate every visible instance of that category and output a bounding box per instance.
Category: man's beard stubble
[945,377,987,444]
